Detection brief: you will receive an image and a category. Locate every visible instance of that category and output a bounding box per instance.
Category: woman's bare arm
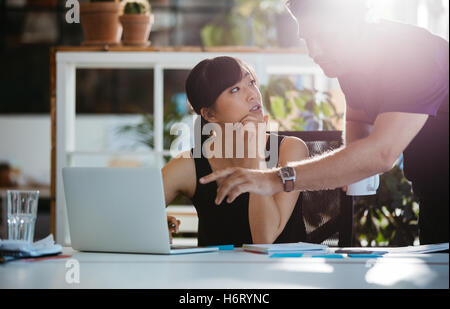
[248,136,309,244]
[162,151,196,205]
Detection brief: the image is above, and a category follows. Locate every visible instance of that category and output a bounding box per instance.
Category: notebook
[243,242,328,254]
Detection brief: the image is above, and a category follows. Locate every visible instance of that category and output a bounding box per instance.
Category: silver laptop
[62,167,218,255]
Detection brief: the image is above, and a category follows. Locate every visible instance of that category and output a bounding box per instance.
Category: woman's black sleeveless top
[190,134,306,247]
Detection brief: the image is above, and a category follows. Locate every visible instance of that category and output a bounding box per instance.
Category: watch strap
[284,180,295,192]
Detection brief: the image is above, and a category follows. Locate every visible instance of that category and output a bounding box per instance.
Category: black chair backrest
[277,131,354,247]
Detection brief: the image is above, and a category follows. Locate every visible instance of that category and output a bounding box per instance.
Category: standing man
[200,0,449,245]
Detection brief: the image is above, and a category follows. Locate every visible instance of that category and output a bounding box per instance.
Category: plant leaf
[270,96,286,119]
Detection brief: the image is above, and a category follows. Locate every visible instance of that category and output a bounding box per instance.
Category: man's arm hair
[291,112,429,191]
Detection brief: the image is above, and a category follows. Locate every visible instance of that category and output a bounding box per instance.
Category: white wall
[0,115,51,185]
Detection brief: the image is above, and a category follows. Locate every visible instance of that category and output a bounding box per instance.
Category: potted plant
[80,0,123,46]
[260,76,343,131]
[119,0,153,46]
[200,0,285,48]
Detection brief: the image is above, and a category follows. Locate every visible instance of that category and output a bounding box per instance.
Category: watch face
[281,170,291,178]
[281,167,295,178]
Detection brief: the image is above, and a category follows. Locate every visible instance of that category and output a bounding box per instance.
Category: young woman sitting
[164,56,309,246]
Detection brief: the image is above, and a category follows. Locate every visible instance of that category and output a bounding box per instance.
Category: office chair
[277,131,354,247]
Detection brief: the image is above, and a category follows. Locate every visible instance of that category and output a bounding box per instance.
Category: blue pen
[312,254,344,259]
[348,254,383,258]
[270,253,304,258]
[208,245,234,251]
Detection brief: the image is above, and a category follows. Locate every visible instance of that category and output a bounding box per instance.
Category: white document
[0,234,62,257]
[337,243,449,254]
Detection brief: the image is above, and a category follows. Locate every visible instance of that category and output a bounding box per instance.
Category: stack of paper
[379,243,448,254]
[243,242,328,254]
[0,234,62,258]
[243,242,449,258]
[335,243,449,255]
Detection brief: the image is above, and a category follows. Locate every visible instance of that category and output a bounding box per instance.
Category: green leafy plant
[201,14,251,47]
[117,100,185,153]
[260,76,343,131]
[353,165,419,247]
[201,0,285,47]
[123,0,151,14]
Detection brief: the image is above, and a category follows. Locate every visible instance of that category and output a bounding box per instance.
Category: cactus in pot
[120,0,154,46]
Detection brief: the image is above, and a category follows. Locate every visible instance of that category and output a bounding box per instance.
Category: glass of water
[7,190,39,243]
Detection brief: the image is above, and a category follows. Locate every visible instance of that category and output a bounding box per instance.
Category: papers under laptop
[62,167,218,255]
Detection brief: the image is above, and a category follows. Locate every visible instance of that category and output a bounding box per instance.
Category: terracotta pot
[119,14,153,46]
[80,2,122,46]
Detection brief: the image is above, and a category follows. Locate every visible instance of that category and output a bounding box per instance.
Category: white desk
[0,247,448,289]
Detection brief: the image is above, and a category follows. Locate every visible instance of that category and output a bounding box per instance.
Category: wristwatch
[278,166,296,192]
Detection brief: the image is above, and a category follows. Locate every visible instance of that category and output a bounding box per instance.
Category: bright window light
[417,1,429,29]
[367,0,449,40]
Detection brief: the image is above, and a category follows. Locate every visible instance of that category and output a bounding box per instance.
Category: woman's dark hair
[185,56,257,152]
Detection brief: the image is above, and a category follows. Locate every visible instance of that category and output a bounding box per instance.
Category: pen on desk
[335,250,375,254]
[348,254,384,258]
[335,249,388,255]
[208,244,234,251]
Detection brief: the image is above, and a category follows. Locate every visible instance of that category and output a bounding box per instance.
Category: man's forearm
[290,136,388,192]
[202,112,428,204]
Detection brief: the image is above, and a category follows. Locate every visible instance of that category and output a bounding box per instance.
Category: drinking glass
[7,190,39,243]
